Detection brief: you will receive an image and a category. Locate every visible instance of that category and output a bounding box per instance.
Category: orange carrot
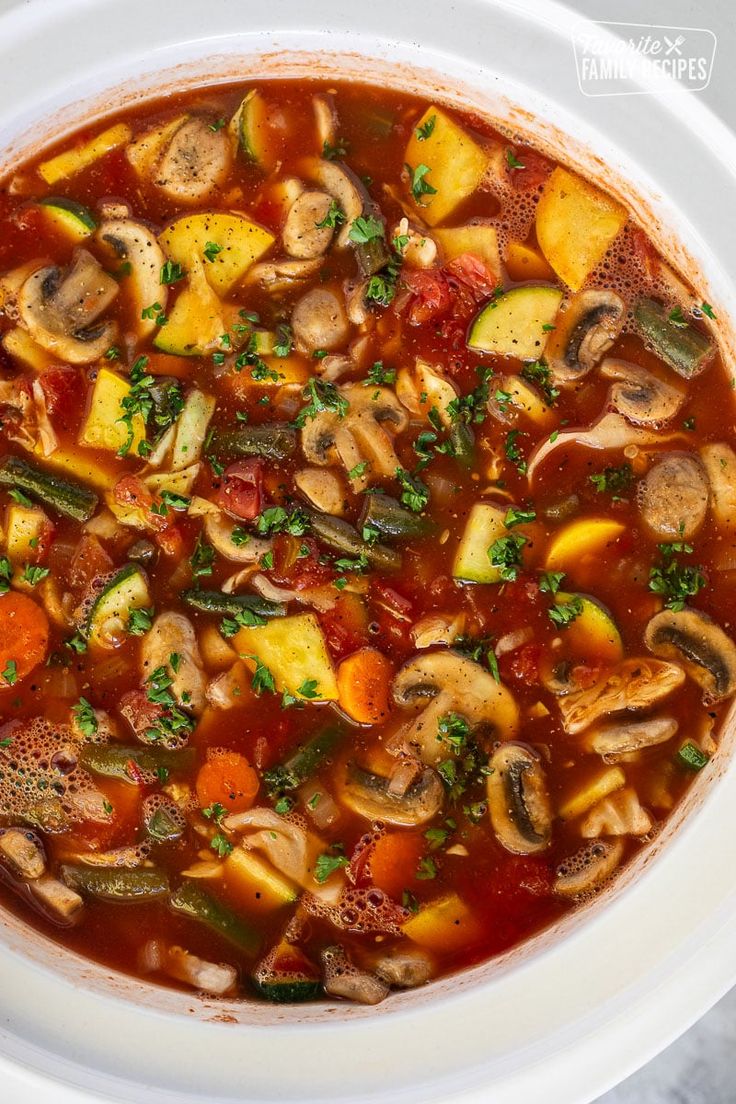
[337,647,392,725]
[0,592,49,684]
[196,751,259,813]
[369,832,424,899]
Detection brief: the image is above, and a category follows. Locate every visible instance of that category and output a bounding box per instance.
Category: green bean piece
[0,455,98,521]
[633,298,715,379]
[79,745,196,784]
[170,882,262,957]
[264,726,344,796]
[359,493,436,541]
[60,865,170,901]
[182,590,286,618]
[305,509,401,571]
[211,424,297,461]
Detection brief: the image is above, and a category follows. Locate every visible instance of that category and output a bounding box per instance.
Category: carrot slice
[369,832,425,899]
[0,591,49,684]
[144,352,194,380]
[336,647,392,725]
[195,751,259,813]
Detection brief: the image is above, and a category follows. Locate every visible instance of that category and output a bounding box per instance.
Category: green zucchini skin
[79,744,196,782]
[253,977,321,1003]
[40,196,97,232]
[264,725,344,796]
[359,493,436,540]
[0,455,98,521]
[60,865,170,901]
[633,298,715,378]
[211,424,297,461]
[170,882,262,956]
[182,589,286,619]
[305,509,401,572]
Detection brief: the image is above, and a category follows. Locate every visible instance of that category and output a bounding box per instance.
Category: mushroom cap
[303,157,365,248]
[600,358,685,426]
[300,383,408,479]
[153,117,232,204]
[645,607,736,704]
[392,649,520,742]
[291,287,350,355]
[545,289,625,384]
[637,452,710,541]
[96,217,168,339]
[340,762,444,826]
[553,838,624,898]
[584,714,678,757]
[140,611,206,718]
[18,253,118,364]
[282,190,335,260]
[487,743,552,855]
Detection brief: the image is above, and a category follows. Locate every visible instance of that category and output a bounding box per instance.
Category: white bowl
[2,1,736,1101]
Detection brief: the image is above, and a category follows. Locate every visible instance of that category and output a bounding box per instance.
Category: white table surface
[0,0,734,1101]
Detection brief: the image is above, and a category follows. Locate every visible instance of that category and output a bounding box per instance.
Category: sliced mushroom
[527,412,681,482]
[321,945,389,1005]
[637,453,709,540]
[555,658,686,734]
[486,743,552,855]
[300,383,408,485]
[283,190,335,260]
[553,838,624,898]
[153,117,232,204]
[340,762,444,826]
[0,828,46,879]
[410,613,465,650]
[19,251,118,363]
[140,611,207,715]
[244,257,322,294]
[396,359,458,427]
[96,217,167,339]
[700,443,736,531]
[600,358,685,426]
[645,608,736,704]
[196,506,272,564]
[371,945,435,988]
[313,94,337,149]
[584,715,678,757]
[392,651,519,766]
[581,788,652,838]
[291,287,350,354]
[295,467,348,515]
[303,158,363,248]
[545,290,625,384]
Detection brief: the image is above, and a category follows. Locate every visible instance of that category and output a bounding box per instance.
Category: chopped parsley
[589,462,633,495]
[0,556,12,595]
[322,138,350,160]
[1,659,17,686]
[488,534,526,582]
[273,323,293,358]
[247,656,276,696]
[348,215,384,244]
[677,742,709,771]
[127,606,154,636]
[395,467,430,513]
[160,260,185,285]
[548,595,584,627]
[539,570,565,595]
[190,534,215,579]
[220,608,268,637]
[406,162,437,204]
[314,851,349,883]
[504,430,527,474]
[210,833,233,858]
[21,564,49,586]
[648,544,706,611]
[72,697,98,737]
[315,199,346,229]
[255,506,310,537]
[141,301,167,326]
[203,241,223,263]
[416,856,438,880]
[295,378,349,427]
[504,506,536,528]
[506,149,525,169]
[520,359,559,406]
[416,114,436,141]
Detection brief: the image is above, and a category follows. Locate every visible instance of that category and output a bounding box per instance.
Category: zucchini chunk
[78,367,146,455]
[452,502,508,583]
[153,257,226,356]
[37,123,132,186]
[158,212,274,296]
[552,592,623,665]
[0,455,98,521]
[85,563,152,649]
[234,612,339,701]
[229,89,277,170]
[468,286,563,359]
[224,849,299,912]
[5,504,50,563]
[404,106,488,226]
[39,197,96,241]
[535,167,627,291]
[252,942,321,1003]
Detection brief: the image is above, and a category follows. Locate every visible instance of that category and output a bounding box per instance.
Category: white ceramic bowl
[2,1,736,1101]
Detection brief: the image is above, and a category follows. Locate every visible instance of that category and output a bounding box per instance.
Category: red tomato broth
[0,78,730,1007]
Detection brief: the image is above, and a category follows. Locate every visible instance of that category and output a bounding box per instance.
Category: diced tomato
[492,855,552,900]
[505,643,542,683]
[39,365,82,421]
[631,224,661,281]
[155,524,184,558]
[271,535,334,589]
[113,475,179,552]
[401,268,452,325]
[507,148,553,192]
[319,592,370,660]
[215,459,265,521]
[119,689,164,741]
[68,533,114,591]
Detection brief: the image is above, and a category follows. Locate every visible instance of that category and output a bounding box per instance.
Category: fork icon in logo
[664,34,686,55]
